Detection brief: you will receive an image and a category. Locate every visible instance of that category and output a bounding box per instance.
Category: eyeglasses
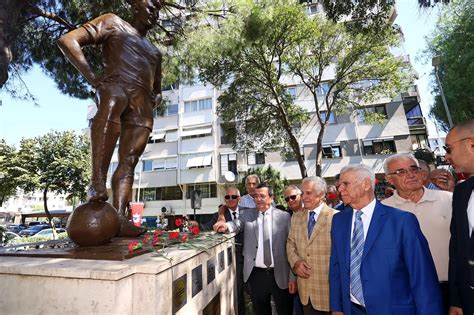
[284,195,298,202]
[387,166,421,177]
[443,137,471,154]
[224,195,239,200]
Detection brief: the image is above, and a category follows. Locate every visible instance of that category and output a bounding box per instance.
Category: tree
[285,14,411,176]
[16,131,90,235]
[237,165,289,206]
[178,0,411,177]
[0,140,27,207]
[424,0,473,130]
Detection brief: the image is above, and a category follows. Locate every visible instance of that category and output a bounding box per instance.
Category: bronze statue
[58,0,162,244]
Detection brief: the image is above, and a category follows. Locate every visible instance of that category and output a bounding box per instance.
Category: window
[316,82,330,96]
[357,105,387,122]
[220,153,237,175]
[363,139,396,155]
[286,87,296,98]
[306,4,319,15]
[322,145,342,158]
[165,103,178,116]
[184,98,212,113]
[248,152,265,165]
[148,132,166,144]
[140,186,183,201]
[143,160,153,172]
[320,111,336,124]
[221,124,236,145]
[186,183,217,199]
[166,130,178,142]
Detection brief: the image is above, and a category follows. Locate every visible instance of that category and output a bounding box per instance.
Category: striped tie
[350,210,365,305]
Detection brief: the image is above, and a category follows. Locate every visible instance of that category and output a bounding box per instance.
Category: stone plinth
[0,234,236,315]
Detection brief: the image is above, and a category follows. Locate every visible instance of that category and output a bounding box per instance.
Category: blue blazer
[329,201,443,315]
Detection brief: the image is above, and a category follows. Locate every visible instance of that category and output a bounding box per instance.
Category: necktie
[232,211,237,220]
[308,211,316,239]
[262,212,272,267]
[350,210,365,305]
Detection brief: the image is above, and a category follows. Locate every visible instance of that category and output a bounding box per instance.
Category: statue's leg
[112,124,150,236]
[88,84,128,203]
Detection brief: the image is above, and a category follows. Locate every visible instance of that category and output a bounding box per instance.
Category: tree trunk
[0,0,29,87]
[315,124,326,177]
[42,186,57,239]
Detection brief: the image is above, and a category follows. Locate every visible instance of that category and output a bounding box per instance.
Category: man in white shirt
[381,153,452,310]
[239,174,260,208]
[445,119,474,315]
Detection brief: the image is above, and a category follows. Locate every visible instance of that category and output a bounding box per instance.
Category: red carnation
[175,218,184,227]
[154,229,162,236]
[169,231,180,239]
[181,234,189,242]
[128,242,134,253]
[191,226,200,235]
[143,234,150,243]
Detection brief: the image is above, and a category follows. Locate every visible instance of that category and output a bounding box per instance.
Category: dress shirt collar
[391,187,437,205]
[307,202,324,219]
[260,207,273,216]
[352,198,376,220]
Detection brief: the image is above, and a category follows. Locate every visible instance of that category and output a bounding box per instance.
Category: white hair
[383,153,418,174]
[302,176,327,194]
[284,184,302,195]
[245,174,260,184]
[340,164,376,189]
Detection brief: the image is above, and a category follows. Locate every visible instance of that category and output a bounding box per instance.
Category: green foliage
[16,130,91,213]
[7,232,68,246]
[0,140,28,207]
[237,165,289,206]
[177,0,411,177]
[424,0,473,131]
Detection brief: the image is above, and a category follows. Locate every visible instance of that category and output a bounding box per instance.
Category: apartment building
[102,1,430,218]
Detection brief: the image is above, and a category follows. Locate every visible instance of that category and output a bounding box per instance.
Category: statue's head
[128,0,162,30]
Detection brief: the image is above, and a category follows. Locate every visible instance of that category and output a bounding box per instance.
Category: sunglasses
[284,195,298,202]
[225,195,239,200]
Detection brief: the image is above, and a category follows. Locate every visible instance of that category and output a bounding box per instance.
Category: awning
[151,132,166,140]
[181,127,212,137]
[186,153,213,168]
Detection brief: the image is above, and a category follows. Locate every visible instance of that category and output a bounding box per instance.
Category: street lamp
[432,56,453,128]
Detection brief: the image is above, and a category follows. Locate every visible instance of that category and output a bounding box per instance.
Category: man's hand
[448,306,463,315]
[213,221,228,233]
[293,260,311,278]
[288,281,298,294]
[432,171,455,192]
[187,220,199,229]
[217,204,228,223]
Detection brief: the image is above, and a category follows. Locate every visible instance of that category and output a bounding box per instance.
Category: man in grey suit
[215,183,296,315]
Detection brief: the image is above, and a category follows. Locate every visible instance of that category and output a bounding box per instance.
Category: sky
[0,1,443,146]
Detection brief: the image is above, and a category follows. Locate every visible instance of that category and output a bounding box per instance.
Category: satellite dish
[224,171,236,182]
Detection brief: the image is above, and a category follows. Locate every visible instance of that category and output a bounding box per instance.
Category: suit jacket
[449,177,474,312]
[287,204,337,311]
[228,206,295,289]
[329,201,443,315]
[201,209,243,261]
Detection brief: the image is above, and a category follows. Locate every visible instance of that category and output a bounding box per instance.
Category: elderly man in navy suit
[329,164,442,315]
[445,119,474,315]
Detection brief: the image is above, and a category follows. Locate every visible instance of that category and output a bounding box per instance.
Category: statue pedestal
[0,234,236,315]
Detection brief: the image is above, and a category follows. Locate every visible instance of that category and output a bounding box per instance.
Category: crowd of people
[200,119,474,315]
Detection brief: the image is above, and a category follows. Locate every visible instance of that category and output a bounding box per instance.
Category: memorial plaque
[218,250,225,273]
[207,257,216,284]
[203,292,221,315]
[227,246,233,267]
[172,274,187,314]
[192,265,203,297]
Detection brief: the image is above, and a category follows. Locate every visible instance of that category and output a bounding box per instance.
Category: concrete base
[0,234,236,315]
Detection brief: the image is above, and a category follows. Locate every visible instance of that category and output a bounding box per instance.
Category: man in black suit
[445,119,474,315]
[199,186,246,315]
